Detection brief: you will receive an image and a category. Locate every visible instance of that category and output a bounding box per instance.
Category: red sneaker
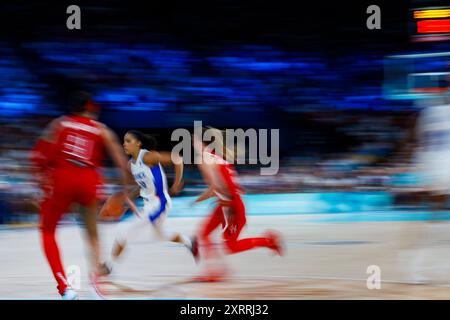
[192,267,229,283]
[264,230,285,256]
[191,274,225,283]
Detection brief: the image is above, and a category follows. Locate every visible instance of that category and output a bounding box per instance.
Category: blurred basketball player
[98,130,198,277]
[30,91,128,299]
[192,128,284,282]
[394,84,450,283]
[415,93,450,208]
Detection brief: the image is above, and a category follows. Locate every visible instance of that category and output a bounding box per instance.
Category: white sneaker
[61,288,79,300]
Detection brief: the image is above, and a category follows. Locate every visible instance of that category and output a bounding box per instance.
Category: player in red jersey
[30,91,128,299]
[192,128,284,281]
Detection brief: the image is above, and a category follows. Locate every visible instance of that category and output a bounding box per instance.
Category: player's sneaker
[192,268,229,283]
[190,236,200,263]
[97,261,113,277]
[191,274,224,282]
[264,230,285,256]
[61,287,79,300]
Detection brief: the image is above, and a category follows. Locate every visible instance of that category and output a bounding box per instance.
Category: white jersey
[415,104,450,193]
[417,104,450,153]
[130,149,170,203]
[115,149,174,242]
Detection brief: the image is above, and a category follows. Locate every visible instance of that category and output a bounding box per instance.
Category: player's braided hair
[127,130,158,151]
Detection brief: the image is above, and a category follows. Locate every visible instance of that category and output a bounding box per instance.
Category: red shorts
[201,195,247,242]
[40,164,102,229]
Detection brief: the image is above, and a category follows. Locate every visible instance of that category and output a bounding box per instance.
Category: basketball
[98,192,127,221]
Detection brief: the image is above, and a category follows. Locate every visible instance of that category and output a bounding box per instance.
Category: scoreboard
[410,6,450,42]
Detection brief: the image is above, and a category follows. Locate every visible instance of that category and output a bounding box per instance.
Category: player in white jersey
[100,130,198,275]
[415,99,450,203]
[397,92,450,284]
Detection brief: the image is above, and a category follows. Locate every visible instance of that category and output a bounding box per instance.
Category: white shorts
[136,196,171,222]
[115,196,174,244]
[416,151,450,195]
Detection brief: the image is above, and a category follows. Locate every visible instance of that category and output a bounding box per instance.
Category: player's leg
[102,208,193,276]
[198,205,225,259]
[79,202,102,273]
[224,228,284,255]
[413,191,449,283]
[133,199,197,259]
[118,196,194,250]
[79,199,115,297]
[192,205,229,282]
[225,231,284,255]
[106,199,189,265]
[78,170,106,273]
[222,199,284,256]
[401,188,448,284]
[150,202,193,248]
[108,198,166,262]
[40,194,72,296]
[110,212,151,261]
[100,194,149,263]
[94,213,145,277]
[151,213,199,261]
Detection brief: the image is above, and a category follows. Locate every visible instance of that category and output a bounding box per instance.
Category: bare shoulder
[93,120,107,129]
[143,150,161,166]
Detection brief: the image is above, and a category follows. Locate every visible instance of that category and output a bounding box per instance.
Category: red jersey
[52,115,106,168]
[207,151,242,200]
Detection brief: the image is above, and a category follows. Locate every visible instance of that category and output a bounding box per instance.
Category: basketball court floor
[3,211,450,299]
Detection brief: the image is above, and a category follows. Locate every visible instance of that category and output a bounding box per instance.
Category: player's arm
[99,142,140,219]
[126,184,141,200]
[193,187,215,204]
[101,126,130,187]
[122,160,139,197]
[30,117,65,194]
[143,151,184,195]
[30,117,63,170]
